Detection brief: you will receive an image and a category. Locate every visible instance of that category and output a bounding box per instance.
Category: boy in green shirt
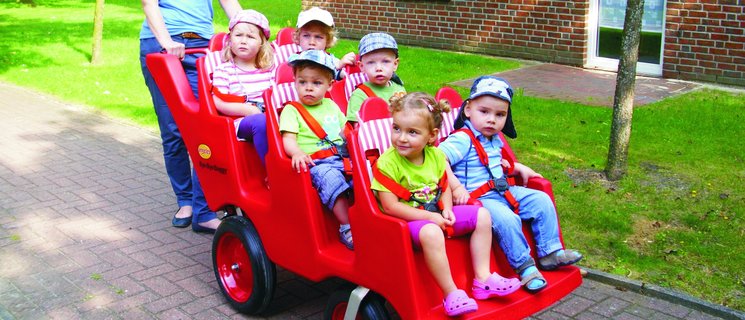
[346,32,406,123]
[279,50,354,250]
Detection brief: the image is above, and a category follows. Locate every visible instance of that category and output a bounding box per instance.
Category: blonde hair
[389,92,451,133]
[221,28,275,70]
[293,21,338,49]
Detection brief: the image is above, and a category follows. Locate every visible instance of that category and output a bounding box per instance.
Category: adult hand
[162,39,186,59]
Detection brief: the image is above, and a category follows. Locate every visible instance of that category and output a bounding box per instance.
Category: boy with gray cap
[280,50,354,250]
[346,32,406,123]
[439,76,583,293]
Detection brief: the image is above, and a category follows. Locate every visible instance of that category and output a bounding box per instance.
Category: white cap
[296,7,334,28]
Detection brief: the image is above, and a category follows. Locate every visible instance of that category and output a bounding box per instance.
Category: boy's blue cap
[289,50,337,75]
[358,33,398,57]
[454,76,517,138]
[468,76,513,104]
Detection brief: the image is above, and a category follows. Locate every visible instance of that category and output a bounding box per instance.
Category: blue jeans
[479,186,564,270]
[139,36,216,224]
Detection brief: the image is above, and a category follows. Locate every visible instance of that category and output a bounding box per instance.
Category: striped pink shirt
[212,62,276,103]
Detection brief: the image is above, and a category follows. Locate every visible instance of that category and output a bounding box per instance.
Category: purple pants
[236,113,268,164]
[408,205,480,249]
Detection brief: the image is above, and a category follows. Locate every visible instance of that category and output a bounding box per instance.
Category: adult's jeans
[139,36,216,224]
[479,186,564,270]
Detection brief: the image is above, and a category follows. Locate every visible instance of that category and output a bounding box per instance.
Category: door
[586,0,666,76]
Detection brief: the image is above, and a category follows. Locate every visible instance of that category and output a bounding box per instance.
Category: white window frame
[586,0,666,77]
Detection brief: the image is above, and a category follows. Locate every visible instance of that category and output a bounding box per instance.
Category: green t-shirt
[371,145,447,208]
[346,81,406,122]
[279,98,347,155]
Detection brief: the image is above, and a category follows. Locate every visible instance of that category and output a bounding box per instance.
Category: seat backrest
[344,61,369,100]
[275,27,296,46]
[356,97,394,160]
[435,86,463,109]
[272,43,302,66]
[203,51,224,78]
[209,32,227,52]
[275,62,295,84]
[329,78,349,115]
[434,86,465,143]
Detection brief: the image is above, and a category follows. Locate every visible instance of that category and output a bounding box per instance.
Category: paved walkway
[453,63,702,107]
[0,81,741,320]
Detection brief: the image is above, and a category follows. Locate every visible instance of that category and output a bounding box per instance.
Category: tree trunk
[605,0,645,181]
[91,0,105,65]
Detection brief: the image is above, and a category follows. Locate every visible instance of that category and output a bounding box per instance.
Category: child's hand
[501,158,511,170]
[513,162,543,186]
[338,52,356,68]
[451,185,470,205]
[441,208,456,226]
[290,153,314,173]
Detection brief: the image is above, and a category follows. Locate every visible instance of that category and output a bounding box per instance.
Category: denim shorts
[310,156,352,210]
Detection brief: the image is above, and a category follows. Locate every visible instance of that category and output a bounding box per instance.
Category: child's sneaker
[538,249,583,270]
[471,272,520,299]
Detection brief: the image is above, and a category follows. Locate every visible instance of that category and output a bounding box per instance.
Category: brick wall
[303,0,589,65]
[664,0,745,86]
[303,0,744,86]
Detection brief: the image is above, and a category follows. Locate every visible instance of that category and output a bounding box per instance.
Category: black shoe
[192,223,216,234]
[172,210,192,228]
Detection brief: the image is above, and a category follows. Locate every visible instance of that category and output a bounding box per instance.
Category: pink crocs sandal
[443,289,478,317]
[472,272,521,299]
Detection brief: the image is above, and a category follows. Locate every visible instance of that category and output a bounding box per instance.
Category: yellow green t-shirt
[346,81,406,122]
[279,98,346,155]
[371,145,447,208]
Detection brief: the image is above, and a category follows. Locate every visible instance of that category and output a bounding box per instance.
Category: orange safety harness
[453,128,520,214]
[356,83,376,98]
[284,101,351,174]
[369,155,454,236]
[211,86,265,111]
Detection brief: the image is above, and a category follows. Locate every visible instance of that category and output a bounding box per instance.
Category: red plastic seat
[275,27,295,46]
[209,32,228,52]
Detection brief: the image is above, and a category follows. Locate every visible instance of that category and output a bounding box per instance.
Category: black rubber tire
[212,215,276,314]
[324,285,391,320]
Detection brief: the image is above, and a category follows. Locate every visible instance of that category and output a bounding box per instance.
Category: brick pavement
[0,81,740,320]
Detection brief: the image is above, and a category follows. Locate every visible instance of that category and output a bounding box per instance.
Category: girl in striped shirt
[212,10,275,164]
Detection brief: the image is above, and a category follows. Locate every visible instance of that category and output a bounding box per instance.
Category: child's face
[294,66,333,106]
[390,109,437,163]
[229,23,263,64]
[464,95,510,138]
[295,24,330,51]
[359,49,399,86]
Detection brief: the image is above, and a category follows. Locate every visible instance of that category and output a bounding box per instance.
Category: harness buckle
[421,201,441,213]
[493,177,510,193]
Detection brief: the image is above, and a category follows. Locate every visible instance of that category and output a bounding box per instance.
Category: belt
[179,32,204,39]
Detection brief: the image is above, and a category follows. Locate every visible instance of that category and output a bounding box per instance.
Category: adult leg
[140,38,193,209]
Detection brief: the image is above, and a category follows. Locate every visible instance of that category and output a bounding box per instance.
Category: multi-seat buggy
[145,29,582,319]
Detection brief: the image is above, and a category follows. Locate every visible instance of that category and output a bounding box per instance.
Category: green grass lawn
[2,0,744,312]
